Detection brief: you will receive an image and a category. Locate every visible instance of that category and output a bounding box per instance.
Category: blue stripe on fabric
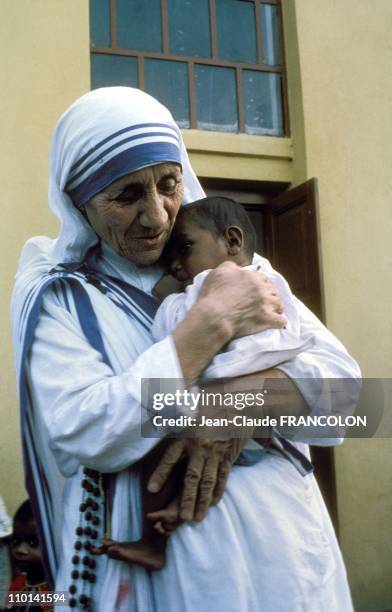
[21,428,56,587]
[20,277,62,387]
[66,131,180,190]
[73,270,159,330]
[20,382,57,586]
[109,295,151,331]
[71,271,155,332]
[81,269,159,321]
[19,275,51,342]
[68,142,181,207]
[101,274,159,320]
[19,273,112,586]
[24,385,55,523]
[23,401,57,579]
[60,280,71,312]
[69,123,179,175]
[18,267,158,584]
[68,279,112,368]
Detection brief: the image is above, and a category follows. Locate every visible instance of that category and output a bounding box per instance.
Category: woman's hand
[199,261,287,338]
[173,262,286,382]
[147,436,247,522]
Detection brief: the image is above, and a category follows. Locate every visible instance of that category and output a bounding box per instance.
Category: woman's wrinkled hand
[147,436,248,522]
[199,261,287,339]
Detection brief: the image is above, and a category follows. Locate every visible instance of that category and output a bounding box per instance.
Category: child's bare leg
[92,439,186,571]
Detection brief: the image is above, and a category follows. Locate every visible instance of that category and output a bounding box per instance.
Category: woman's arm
[28,265,285,475]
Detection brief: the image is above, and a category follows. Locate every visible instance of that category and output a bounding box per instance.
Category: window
[90,0,288,136]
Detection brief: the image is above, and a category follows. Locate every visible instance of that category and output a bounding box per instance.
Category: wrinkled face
[11,519,42,574]
[166,215,229,284]
[84,163,184,266]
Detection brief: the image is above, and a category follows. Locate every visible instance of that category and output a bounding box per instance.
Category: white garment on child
[152,262,313,379]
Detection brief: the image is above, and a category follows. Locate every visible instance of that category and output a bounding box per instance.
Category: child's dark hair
[179,196,257,258]
[13,500,34,524]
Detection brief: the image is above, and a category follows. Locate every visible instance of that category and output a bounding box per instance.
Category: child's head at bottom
[166,196,257,283]
[11,499,45,584]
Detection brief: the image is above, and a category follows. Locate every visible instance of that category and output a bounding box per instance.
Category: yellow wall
[284,1,392,608]
[1,0,391,609]
[0,0,90,516]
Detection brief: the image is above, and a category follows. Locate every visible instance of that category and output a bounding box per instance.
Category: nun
[12,87,360,611]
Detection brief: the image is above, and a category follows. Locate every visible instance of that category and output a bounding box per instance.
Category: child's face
[166,215,229,283]
[11,519,41,574]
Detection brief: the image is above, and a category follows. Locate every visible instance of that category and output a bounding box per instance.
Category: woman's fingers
[194,453,220,521]
[147,439,185,493]
[179,450,206,521]
[212,458,231,505]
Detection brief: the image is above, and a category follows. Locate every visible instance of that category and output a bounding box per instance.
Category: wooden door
[262,178,324,320]
[248,179,337,527]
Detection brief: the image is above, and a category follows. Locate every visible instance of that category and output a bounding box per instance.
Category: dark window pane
[260,4,281,66]
[216,0,257,64]
[90,0,110,47]
[195,65,238,132]
[117,0,162,52]
[243,70,283,135]
[168,0,211,57]
[145,60,190,128]
[91,54,138,89]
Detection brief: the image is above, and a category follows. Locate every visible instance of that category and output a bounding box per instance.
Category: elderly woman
[12,88,359,611]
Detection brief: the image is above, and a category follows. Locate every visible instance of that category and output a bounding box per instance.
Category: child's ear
[224,226,243,255]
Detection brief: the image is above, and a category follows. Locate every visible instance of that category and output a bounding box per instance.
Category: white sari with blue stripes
[12,88,360,611]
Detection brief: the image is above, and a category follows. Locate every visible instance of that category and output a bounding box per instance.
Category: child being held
[95,196,313,571]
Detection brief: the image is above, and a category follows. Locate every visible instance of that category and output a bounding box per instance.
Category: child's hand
[152,274,185,300]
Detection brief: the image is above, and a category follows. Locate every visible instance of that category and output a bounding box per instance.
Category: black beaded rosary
[68,467,106,610]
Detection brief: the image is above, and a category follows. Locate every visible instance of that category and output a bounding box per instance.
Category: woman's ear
[224,226,244,255]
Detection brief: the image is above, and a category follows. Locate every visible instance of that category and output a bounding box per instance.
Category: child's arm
[151,271,210,342]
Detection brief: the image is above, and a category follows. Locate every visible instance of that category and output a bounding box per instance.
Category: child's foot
[91,538,166,571]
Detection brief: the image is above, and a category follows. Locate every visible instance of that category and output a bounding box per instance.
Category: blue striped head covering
[47,87,204,264]
[64,93,182,208]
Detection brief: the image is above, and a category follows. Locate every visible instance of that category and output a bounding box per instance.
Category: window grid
[92,0,288,135]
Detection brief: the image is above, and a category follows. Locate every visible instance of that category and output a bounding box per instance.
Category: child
[95,196,313,571]
[0,496,12,610]
[8,500,52,611]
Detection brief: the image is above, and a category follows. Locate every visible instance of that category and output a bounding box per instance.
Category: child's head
[11,500,44,582]
[166,196,257,283]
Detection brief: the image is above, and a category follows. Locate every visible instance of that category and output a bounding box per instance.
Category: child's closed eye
[177,242,192,256]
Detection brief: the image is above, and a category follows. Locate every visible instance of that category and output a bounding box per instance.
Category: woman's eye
[158,177,178,194]
[115,186,143,204]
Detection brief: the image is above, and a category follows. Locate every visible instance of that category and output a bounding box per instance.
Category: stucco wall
[1,1,390,609]
[0,0,90,516]
[284,1,392,608]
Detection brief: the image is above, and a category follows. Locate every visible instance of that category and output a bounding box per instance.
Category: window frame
[90,0,289,135]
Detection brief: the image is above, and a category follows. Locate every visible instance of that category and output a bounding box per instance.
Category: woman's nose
[139,193,169,230]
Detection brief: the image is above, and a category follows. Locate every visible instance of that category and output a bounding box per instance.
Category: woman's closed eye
[158,176,180,195]
[115,184,144,205]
